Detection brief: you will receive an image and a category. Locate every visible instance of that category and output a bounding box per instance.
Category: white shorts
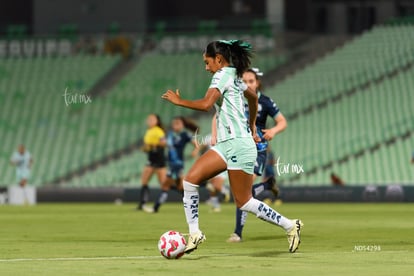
[16,168,30,181]
[211,137,257,175]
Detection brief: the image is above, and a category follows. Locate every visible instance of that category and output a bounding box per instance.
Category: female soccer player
[137,114,167,210]
[144,116,199,213]
[10,144,33,187]
[227,67,287,242]
[162,40,303,253]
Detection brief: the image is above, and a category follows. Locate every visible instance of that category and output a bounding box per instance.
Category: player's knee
[184,170,203,184]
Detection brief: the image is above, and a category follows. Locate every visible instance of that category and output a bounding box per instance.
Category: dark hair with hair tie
[174,116,199,133]
[245,67,264,91]
[204,40,253,78]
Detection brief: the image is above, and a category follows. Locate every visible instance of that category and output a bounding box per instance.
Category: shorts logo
[230,156,237,163]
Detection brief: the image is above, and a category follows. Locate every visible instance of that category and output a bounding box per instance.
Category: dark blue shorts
[254,151,267,176]
[167,163,184,180]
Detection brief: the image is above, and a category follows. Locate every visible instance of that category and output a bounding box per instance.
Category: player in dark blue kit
[227,68,288,242]
[144,116,199,213]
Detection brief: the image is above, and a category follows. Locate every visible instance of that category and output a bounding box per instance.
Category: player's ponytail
[227,40,253,78]
[204,40,253,78]
[175,116,199,133]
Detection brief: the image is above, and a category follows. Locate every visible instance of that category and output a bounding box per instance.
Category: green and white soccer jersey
[209,67,250,143]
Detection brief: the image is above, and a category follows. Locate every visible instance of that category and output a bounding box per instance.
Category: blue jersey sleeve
[265,97,280,118]
[182,132,192,144]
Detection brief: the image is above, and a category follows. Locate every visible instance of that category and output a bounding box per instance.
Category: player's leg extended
[229,151,264,242]
[209,175,225,212]
[155,167,167,186]
[183,149,227,253]
[251,151,278,197]
[153,177,175,213]
[229,175,273,242]
[227,207,247,242]
[230,176,277,242]
[138,166,154,210]
[228,169,303,253]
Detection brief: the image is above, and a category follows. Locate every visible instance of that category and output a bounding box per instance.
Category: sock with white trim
[240,197,293,231]
[183,181,200,234]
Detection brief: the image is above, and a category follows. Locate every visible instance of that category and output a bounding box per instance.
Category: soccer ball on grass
[158,230,187,259]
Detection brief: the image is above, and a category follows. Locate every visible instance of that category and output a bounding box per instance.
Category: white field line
[0,251,410,263]
[0,254,233,263]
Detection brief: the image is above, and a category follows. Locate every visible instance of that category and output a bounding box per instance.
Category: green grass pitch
[0,202,413,275]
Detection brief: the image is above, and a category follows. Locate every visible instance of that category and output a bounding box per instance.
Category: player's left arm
[158,130,167,147]
[262,98,288,141]
[262,113,287,140]
[159,137,167,147]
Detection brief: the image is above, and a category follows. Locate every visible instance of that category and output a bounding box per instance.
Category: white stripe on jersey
[209,67,250,142]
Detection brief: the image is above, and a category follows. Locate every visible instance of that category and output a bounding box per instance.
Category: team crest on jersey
[234,78,243,87]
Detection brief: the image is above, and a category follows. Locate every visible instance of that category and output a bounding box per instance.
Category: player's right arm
[162,88,220,112]
[10,153,18,166]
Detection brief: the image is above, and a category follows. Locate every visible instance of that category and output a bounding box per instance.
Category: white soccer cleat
[184,231,206,254]
[226,233,242,243]
[287,219,303,253]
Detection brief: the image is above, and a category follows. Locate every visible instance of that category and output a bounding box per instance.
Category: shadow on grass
[248,235,285,241]
[248,250,287,257]
[182,250,291,260]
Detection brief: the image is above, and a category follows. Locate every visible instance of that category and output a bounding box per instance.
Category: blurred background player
[205,171,230,212]
[144,116,199,213]
[10,144,33,187]
[228,67,287,243]
[137,114,166,210]
[263,145,276,182]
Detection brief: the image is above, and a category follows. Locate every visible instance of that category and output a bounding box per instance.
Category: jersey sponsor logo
[246,162,254,167]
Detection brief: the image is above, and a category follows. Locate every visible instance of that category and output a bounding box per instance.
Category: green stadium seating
[270,66,414,185]
[0,55,121,186]
[3,24,412,188]
[268,25,414,117]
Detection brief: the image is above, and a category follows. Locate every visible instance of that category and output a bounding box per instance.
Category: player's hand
[162,89,181,105]
[191,147,199,158]
[210,135,217,146]
[251,127,261,143]
[262,128,276,141]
